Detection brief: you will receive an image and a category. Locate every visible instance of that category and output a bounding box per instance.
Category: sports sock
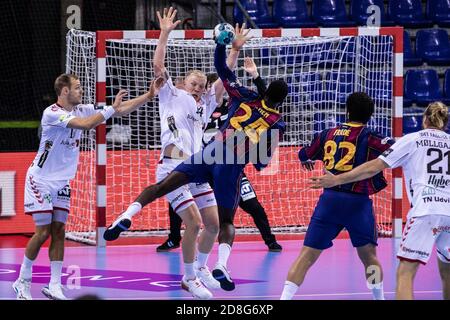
[50,261,63,286]
[217,243,231,268]
[280,280,299,300]
[184,262,196,280]
[196,252,209,269]
[123,202,142,219]
[19,255,34,280]
[369,281,385,300]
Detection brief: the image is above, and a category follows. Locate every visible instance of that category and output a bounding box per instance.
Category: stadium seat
[388,0,433,28]
[313,112,346,134]
[443,69,450,105]
[427,0,450,27]
[350,0,395,26]
[233,0,279,28]
[273,0,317,27]
[403,30,422,66]
[403,107,424,134]
[324,72,355,105]
[405,69,443,107]
[312,0,356,27]
[416,29,450,66]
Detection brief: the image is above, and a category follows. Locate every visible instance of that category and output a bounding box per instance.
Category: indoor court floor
[0,238,443,300]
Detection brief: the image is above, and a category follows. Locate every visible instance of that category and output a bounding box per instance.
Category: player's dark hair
[264,80,288,106]
[346,92,374,124]
[55,73,79,96]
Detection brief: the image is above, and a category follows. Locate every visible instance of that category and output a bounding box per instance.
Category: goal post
[65,27,404,246]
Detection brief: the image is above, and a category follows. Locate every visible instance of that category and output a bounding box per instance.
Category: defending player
[310,101,450,300]
[12,73,162,300]
[106,35,288,293]
[104,8,253,299]
[157,68,282,253]
[280,92,394,300]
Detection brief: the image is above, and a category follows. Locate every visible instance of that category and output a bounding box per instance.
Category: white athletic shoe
[212,263,235,291]
[181,276,213,300]
[195,265,221,290]
[41,284,68,300]
[12,278,32,300]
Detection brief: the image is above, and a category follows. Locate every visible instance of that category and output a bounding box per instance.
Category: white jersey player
[104,7,252,300]
[13,73,163,300]
[310,101,450,300]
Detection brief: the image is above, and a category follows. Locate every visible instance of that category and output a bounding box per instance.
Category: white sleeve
[42,108,75,128]
[204,85,219,119]
[158,77,179,105]
[378,133,416,169]
[77,104,98,117]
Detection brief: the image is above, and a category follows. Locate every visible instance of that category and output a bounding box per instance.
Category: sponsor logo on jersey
[427,175,450,188]
[381,137,391,145]
[240,179,256,201]
[57,185,71,200]
[24,203,35,209]
[59,114,69,122]
[381,148,393,157]
[60,139,80,149]
[432,226,450,235]
[43,194,52,204]
[422,186,436,197]
[400,245,430,258]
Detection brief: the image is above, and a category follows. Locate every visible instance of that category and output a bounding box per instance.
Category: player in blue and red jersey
[280,92,395,300]
[105,40,288,293]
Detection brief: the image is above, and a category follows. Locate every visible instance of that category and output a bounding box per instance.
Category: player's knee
[51,224,65,239]
[35,227,51,243]
[184,215,202,233]
[205,221,220,235]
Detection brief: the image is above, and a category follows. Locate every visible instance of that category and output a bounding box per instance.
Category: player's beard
[68,92,82,106]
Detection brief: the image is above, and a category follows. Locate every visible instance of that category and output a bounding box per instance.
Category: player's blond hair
[185,70,207,82]
[424,101,449,130]
[55,73,79,96]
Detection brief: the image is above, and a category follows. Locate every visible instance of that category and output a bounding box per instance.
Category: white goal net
[65,29,395,244]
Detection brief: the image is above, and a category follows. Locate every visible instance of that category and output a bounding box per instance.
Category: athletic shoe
[195,265,221,289]
[181,276,212,300]
[156,239,180,252]
[41,284,68,300]
[212,263,235,291]
[103,213,131,241]
[12,278,32,300]
[267,241,283,252]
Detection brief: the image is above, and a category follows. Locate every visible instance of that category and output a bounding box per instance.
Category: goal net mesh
[65,29,394,244]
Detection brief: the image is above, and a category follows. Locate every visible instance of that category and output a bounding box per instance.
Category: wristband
[100,105,115,121]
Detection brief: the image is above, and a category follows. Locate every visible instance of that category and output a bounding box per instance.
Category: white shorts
[24,173,70,225]
[156,158,216,213]
[397,215,450,265]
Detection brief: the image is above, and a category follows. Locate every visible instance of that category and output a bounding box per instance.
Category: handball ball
[213,23,236,45]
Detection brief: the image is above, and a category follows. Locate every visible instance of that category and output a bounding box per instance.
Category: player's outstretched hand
[309,170,337,189]
[148,76,166,99]
[301,160,315,171]
[156,7,181,33]
[112,89,128,111]
[232,23,252,51]
[243,57,258,78]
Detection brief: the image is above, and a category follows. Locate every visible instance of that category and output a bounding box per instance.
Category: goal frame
[93,27,404,247]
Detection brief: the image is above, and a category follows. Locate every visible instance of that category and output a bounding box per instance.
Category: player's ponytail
[424,101,449,130]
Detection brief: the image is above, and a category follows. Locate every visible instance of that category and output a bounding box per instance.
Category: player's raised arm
[213,23,252,103]
[114,77,165,116]
[153,7,181,78]
[244,57,266,96]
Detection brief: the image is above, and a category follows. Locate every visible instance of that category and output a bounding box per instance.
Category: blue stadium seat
[427,0,450,27]
[416,29,450,66]
[313,112,346,134]
[403,30,422,66]
[388,0,433,28]
[403,107,424,134]
[365,70,393,105]
[350,0,395,26]
[405,69,443,107]
[273,0,317,27]
[324,72,355,105]
[312,0,356,27]
[444,69,450,105]
[233,0,279,28]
